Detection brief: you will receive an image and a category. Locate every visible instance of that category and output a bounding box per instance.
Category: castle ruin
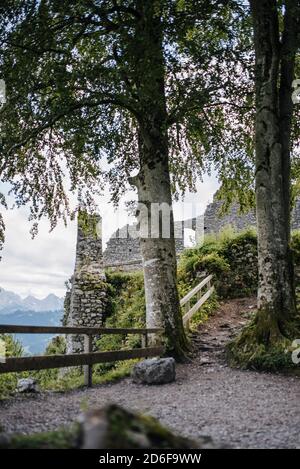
[65,211,108,353]
[65,197,300,351]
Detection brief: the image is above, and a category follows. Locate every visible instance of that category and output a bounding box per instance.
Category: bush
[189,293,219,331]
[93,271,146,376]
[178,226,258,299]
[45,335,66,355]
[193,253,230,276]
[291,230,300,265]
[0,334,26,399]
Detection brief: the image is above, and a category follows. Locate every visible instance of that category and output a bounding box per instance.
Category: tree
[0,0,187,359]
[228,0,300,368]
[0,0,258,359]
[0,0,239,359]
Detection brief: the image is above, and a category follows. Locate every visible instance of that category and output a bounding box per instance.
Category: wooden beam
[84,335,93,387]
[0,346,165,373]
[180,275,213,307]
[182,286,215,326]
[0,325,164,335]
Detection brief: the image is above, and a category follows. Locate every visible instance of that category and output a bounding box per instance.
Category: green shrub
[94,271,146,376]
[0,334,27,399]
[291,230,300,265]
[45,335,66,355]
[189,293,219,331]
[178,226,258,299]
[0,426,79,449]
[193,253,230,276]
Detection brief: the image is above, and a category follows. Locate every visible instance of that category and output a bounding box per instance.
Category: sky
[0,174,219,299]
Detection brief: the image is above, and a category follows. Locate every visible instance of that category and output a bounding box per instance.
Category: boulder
[131,357,175,385]
[79,404,206,449]
[17,378,39,393]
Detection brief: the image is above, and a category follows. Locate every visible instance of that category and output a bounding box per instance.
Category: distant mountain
[0,308,63,354]
[0,287,64,354]
[0,287,64,314]
[22,293,63,312]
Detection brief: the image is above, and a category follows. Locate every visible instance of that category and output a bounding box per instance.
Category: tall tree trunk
[251,0,298,340]
[228,0,299,368]
[278,0,299,311]
[129,1,188,360]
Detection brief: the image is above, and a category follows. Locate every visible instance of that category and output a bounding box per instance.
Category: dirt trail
[0,297,299,449]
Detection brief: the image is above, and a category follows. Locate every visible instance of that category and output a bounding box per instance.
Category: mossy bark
[227,307,300,371]
[81,405,202,449]
[128,2,188,360]
[232,0,300,369]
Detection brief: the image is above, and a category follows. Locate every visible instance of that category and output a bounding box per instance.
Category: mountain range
[0,287,64,314]
[0,287,64,354]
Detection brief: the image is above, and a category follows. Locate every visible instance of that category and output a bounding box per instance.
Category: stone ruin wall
[102,197,300,270]
[102,221,186,271]
[64,198,300,352]
[203,198,300,234]
[65,212,108,353]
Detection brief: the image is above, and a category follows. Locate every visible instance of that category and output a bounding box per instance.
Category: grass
[0,426,79,449]
[227,312,300,372]
[188,293,219,332]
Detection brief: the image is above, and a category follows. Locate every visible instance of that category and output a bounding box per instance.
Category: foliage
[291,230,300,265]
[189,293,219,332]
[93,271,146,375]
[0,334,27,399]
[0,0,253,241]
[45,335,66,355]
[227,315,300,372]
[178,226,258,298]
[193,253,230,277]
[0,426,79,449]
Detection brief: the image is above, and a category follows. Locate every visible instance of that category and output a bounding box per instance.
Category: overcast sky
[0,175,218,299]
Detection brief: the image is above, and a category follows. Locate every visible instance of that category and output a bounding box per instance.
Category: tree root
[226,310,300,372]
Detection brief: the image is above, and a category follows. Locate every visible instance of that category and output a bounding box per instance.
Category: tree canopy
[0,1,256,234]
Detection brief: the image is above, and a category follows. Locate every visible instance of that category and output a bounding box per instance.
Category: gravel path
[0,297,299,449]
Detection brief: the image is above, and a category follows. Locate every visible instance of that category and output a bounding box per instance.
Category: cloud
[0,206,77,298]
[0,174,219,298]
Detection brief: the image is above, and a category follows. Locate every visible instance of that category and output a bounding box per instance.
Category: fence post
[84,334,93,387]
[185,301,190,332]
[142,331,148,358]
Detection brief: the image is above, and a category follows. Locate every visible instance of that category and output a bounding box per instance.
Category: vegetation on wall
[178,226,258,299]
[3,227,299,398]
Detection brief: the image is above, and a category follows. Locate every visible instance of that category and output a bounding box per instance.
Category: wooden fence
[0,274,214,387]
[180,274,214,330]
[0,325,164,387]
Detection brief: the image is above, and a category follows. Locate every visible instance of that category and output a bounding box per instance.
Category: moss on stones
[178,227,259,299]
[78,210,99,239]
[227,310,300,372]
[0,426,79,449]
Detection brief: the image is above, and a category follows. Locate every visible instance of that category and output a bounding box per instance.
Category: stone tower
[65,211,107,354]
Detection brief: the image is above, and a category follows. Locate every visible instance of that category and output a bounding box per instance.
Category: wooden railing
[180,274,214,330]
[0,275,214,386]
[0,325,164,387]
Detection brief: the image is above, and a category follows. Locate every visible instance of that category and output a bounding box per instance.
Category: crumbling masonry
[65,197,300,352]
[65,212,108,353]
